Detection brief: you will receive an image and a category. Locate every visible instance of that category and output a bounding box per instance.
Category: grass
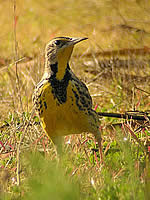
[0,0,150,199]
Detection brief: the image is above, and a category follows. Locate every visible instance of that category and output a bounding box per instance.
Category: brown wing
[70,70,93,111]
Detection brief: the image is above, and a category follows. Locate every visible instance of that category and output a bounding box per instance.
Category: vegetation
[0,0,150,199]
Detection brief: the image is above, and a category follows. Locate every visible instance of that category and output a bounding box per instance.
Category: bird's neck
[56,47,73,80]
[44,47,73,80]
[43,58,70,80]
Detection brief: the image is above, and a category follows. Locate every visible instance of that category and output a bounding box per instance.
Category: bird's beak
[69,37,88,46]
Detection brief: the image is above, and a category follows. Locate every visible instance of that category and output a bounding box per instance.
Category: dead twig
[98,111,150,121]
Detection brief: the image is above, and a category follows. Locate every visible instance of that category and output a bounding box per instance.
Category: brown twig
[83,47,150,58]
[13,0,23,112]
[16,109,35,185]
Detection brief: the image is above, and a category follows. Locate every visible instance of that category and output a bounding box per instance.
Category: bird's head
[44,37,88,80]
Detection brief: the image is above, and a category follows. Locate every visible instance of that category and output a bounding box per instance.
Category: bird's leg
[51,136,63,159]
[94,130,103,164]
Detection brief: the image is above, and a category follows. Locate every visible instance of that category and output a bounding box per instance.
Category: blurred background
[1,0,150,57]
[0,1,150,199]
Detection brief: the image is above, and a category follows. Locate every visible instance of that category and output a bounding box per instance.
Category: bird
[32,36,103,161]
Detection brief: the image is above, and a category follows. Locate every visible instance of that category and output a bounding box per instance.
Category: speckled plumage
[33,37,102,159]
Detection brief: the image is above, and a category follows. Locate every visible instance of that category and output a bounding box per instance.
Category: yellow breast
[35,80,97,138]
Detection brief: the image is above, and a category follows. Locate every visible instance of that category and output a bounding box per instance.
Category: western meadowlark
[33,36,102,161]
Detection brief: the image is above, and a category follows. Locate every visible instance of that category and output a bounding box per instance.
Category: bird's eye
[54,40,61,45]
